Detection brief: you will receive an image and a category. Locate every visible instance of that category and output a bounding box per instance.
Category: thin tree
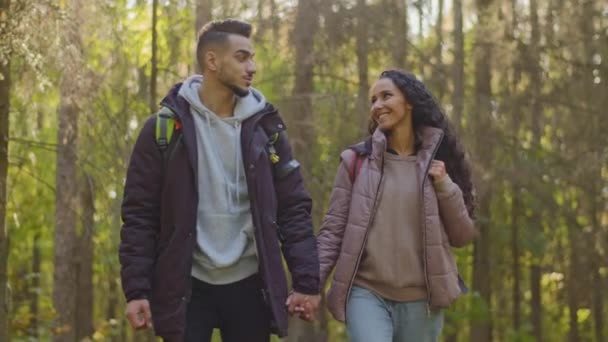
[451,0,464,131]
[53,0,84,338]
[0,0,11,340]
[29,232,41,339]
[355,0,369,133]
[75,174,95,340]
[291,0,320,172]
[470,0,495,341]
[432,0,445,98]
[507,0,523,331]
[390,0,408,69]
[288,1,323,340]
[194,0,213,73]
[150,0,159,113]
[578,1,603,341]
[566,219,580,342]
[528,0,543,340]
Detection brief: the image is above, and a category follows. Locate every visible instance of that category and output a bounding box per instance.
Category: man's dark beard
[219,76,249,97]
[226,83,249,97]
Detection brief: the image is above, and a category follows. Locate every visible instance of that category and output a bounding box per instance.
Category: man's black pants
[184,274,271,342]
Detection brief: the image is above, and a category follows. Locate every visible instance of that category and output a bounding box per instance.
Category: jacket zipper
[241,113,282,323]
[344,155,385,320]
[421,132,444,317]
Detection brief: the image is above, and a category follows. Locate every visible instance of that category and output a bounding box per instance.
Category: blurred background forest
[0,0,607,341]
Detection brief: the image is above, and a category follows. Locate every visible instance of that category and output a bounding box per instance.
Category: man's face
[216,35,256,97]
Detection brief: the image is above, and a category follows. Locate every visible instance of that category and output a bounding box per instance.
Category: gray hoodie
[178,75,266,284]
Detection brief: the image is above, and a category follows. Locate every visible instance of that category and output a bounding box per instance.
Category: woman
[317,69,476,342]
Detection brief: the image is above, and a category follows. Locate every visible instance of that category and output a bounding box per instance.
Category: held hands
[428,160,448,183]
[285,291,321,322]
[126,299,153,330]
[126,292,321,329]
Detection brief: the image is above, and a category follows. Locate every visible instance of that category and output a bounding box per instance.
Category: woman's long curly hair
[369,69,475,217]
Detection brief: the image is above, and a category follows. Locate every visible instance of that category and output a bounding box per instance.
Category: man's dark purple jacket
[119,83,319,341]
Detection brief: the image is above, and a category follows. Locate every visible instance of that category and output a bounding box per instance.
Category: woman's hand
[429,160,448,182]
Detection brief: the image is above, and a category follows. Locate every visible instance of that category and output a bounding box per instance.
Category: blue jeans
[346,286,444,342]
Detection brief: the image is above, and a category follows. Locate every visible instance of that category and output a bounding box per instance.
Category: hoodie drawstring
[234,120,240,213]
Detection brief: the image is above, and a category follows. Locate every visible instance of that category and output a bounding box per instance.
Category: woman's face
[369,77,412,132]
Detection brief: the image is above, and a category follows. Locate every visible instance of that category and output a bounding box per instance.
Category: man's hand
[126,299,153,330]
[286,292,321,321]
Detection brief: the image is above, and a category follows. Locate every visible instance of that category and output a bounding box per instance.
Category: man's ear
[205,50,218,72]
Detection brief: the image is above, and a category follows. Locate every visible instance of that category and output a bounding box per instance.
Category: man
[119,19,320,342]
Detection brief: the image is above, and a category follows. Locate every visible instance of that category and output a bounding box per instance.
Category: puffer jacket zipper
[421,132,444,316]
[344,154,385,320]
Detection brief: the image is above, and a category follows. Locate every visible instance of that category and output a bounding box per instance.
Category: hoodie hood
[178,74,266,122]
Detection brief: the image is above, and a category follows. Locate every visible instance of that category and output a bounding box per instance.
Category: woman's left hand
[429,160,448,182]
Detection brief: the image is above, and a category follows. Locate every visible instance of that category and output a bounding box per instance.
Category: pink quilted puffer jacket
[317,126,477,322]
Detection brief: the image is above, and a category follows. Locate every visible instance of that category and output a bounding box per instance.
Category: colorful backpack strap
[267,132,281,164]
[155,106,178,151]
[259,112,301,180]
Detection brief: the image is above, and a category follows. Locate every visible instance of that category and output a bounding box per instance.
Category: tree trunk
[138,66,149,106]
[256,0,266,37]
[107,275,119,342]
[75,174,95,340]
[592,266,604,342]
[0,63,11,341]
[195,0,213,35]
[269,0,279,42]
[451,0,464,131]
[470,198,492,342]
[507,1,522,331]
[415,0,423,41]
[390,0,408,68]
[54,67,80,341]
[511,187,521,332]
[29,233,41,339]
[54,77,80,340]
[528,0,543,339]
[355,0,369,133]
[150,0,159,113]
[290,0,320,174]
[433,0,445,99]
[567,228,580,342]
[445,3,464,339]
[287,1,322,341]
[165,0,180,68]
[53,1,84,340]
[0,1,10,338]
[590,196,604,342]
[194,0,213,73]
[580,1,603,340]
[470,1,494,341]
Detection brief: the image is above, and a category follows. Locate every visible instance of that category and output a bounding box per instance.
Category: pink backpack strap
[341,149,365,184]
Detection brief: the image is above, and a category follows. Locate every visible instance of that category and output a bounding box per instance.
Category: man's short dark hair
[196,19,252,70]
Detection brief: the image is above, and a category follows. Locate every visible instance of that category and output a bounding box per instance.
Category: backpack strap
[259,113,301,180]
[155,106,182,179]
[155,106,179,151]
[342,149,365,184]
